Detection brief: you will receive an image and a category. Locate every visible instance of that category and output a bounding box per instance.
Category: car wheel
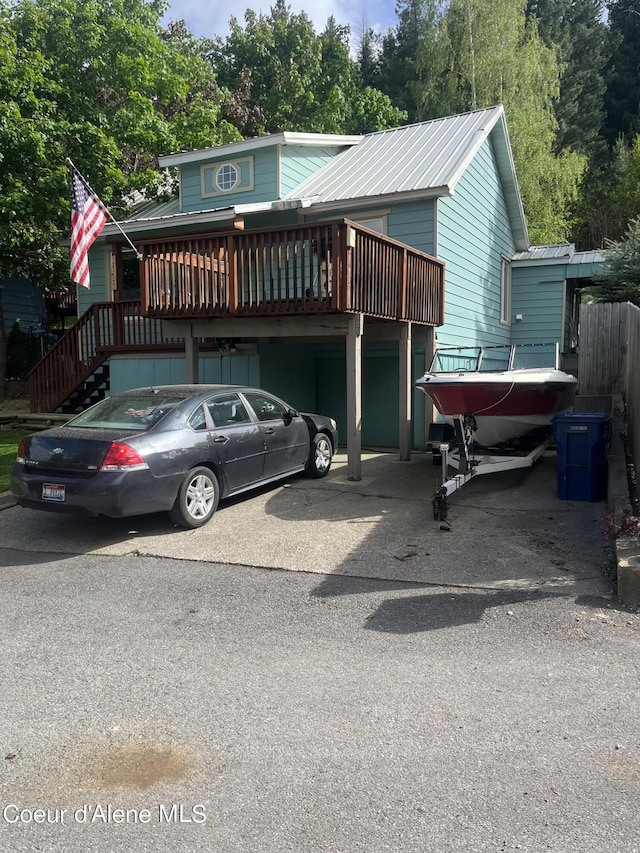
[306,433,333,478]
[169,466,220,529]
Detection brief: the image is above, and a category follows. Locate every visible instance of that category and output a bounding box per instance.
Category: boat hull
[416,369,577,446]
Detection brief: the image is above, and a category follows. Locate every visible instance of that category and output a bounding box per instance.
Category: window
[188,405,208,431]
[206,393,250,427]
[201,157,253,198]
[215,163,239,192]
[243,392,288,422]
[500,257,512,325]
[356,217,385,234]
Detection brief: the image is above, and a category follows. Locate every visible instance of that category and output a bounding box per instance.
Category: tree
[0,0,239,400]
[592,216,640,304]
[605,0,640,144]
[210,0,405,136]
[526,0,608,157]
[416,0,586,244]
[378,0,443,122]
[1,0,237,293]
[356,25,382,90]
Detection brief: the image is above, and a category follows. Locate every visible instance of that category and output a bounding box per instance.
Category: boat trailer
[431,415,553,521]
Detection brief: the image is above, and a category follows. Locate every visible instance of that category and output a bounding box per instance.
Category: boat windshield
[430,343,560,373]
[510,343,559,369]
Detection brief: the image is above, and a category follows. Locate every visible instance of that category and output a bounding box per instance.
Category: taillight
[16,438,26,464]
[100,442,149,472]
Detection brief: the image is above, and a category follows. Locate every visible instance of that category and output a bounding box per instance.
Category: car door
[203,393,266,492]
[241,391,309,478]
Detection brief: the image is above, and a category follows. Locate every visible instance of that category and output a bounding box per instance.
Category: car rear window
[67,395,183,430]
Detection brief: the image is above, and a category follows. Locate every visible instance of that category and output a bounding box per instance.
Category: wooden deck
[140,219,444,326]
[29,220,444,415]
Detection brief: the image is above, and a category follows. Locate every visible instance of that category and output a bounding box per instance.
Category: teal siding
[511,265,566,346]
[280,146,346,195]
[387,201,436,256]
[108,353,260,393]
[78,246,108,315]
[181,148,278,212]
[1,276,45,333]
[436,138,515,348]
[260,341,428,449]
[102,343,429,449]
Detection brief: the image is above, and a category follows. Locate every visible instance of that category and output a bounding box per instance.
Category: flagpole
[66,157,143,259]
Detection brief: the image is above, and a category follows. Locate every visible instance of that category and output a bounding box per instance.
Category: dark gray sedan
[11,385,338,528]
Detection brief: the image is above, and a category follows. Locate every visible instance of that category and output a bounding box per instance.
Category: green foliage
[378,0,443,122]
[592,216,640,305]
[527,0,608,156]
[605,0,640,145]
[0,0,238,290]
[210,0,405,136]
[377,0,585,244]
[0,430,30,492]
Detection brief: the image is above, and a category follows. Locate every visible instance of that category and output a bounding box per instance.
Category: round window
[216,163,239,192]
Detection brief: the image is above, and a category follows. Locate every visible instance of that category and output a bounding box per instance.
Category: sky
[161,0,398,43]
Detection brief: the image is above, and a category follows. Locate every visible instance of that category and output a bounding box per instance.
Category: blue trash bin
[552,412,610,502]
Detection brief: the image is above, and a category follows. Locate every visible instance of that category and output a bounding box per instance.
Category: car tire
[306,433,333,478]
[169,466,220,529]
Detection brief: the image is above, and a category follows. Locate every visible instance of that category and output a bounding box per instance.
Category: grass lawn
[0,430,29,493]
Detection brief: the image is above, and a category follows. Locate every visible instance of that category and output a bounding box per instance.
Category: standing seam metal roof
[284,106,509,203]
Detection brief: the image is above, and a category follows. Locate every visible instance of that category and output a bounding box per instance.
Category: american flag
[70,168,107,289]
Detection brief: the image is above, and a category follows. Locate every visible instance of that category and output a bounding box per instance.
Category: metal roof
[104,106,529,248]
[159,131,363,168]
[512,244,574,263]
[283,105,529,250]
[570,249,605,265]
[511,245,606,268]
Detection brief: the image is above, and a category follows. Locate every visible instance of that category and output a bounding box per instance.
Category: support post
[184,324,200,384]
[399,322,412,460]
[423,326,436,449]
[346,313,363,481]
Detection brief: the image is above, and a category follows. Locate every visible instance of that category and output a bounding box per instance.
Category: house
[30,105,604,478]
[1,275,45,336]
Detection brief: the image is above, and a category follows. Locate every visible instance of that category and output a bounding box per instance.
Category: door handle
[213,435,229,443]
[264,427,275,435]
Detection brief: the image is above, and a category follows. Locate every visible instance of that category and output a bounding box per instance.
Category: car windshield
[67,394,184,430]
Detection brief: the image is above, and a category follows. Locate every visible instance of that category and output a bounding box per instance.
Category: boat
[416,343,577,447]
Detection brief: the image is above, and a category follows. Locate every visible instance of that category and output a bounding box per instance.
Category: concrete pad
[0,451,612,596]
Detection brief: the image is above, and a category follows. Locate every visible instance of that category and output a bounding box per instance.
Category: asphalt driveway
[2,450,639,853]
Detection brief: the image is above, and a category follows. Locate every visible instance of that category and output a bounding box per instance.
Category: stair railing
[29,300,155,413]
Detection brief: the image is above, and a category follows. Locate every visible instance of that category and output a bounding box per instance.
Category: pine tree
[605,0,640,144]
[378,0,442,122]
[526,0,608,156]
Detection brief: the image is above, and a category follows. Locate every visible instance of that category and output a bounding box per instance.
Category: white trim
[277,144,282,197]
[201,157,254,198]
[560,280,567,352]
[159,132,363,168]
[500,256,512,326]
[100,207,240,237]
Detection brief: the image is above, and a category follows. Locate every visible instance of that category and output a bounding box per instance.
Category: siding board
[436,137,515,347]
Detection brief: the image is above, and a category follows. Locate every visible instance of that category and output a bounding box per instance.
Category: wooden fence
[578,301,639,468]
[578,302,628,396]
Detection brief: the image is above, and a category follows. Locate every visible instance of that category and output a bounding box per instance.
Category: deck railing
[30,223,444,413]
[141,220,444,326]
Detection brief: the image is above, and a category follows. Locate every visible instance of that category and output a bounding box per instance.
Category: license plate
[42,483,65,502]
